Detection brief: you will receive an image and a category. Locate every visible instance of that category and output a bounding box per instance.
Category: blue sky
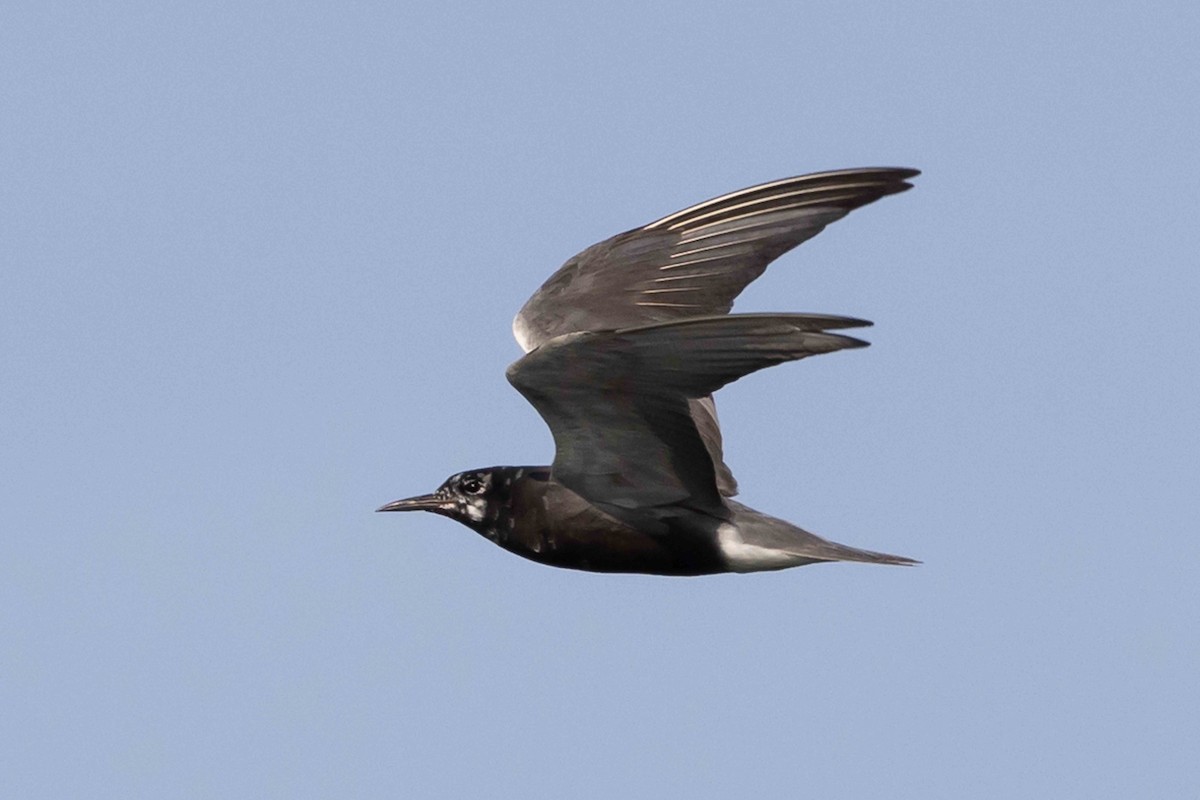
[3,2,1198,797]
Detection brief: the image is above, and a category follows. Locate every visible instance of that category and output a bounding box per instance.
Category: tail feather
[804,539,920,566]
[727,500,918,569]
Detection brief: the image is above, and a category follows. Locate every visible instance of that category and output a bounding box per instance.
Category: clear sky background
[3,2,1198,798]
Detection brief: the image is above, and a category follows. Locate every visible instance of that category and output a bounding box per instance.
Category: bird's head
[377,468,520,537]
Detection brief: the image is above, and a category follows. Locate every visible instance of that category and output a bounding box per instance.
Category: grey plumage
[513,167,919,497]
[507,314,870,527]
[380,167,920,575]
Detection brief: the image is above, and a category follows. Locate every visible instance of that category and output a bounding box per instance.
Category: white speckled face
[447,471,492,525]
[461,496,488,523]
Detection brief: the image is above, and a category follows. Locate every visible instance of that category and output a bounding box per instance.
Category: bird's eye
[460,477,485,495]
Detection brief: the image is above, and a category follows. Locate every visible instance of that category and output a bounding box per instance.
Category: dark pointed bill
[376,494,445,513]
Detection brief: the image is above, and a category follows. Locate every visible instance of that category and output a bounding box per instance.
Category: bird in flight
[379,167,920,575]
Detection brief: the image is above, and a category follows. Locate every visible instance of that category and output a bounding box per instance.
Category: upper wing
[505,314,872,530]
[511,167,919,351]
[512,166,918,499]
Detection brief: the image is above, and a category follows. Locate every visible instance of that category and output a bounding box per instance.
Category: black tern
[379,167,920,575]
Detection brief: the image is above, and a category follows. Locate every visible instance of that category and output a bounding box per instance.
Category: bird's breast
[496,478,726,576]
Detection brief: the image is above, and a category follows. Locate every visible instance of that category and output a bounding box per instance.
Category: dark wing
[511,167,918,350]
[688,395,735,495]
[506,314,872,530]
[511,167,918,499]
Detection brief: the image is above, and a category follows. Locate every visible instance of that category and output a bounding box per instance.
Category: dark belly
[501,526,725,575]
[495,478,727,576]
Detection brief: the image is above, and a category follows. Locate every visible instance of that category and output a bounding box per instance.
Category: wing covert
[505,314,873,528]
